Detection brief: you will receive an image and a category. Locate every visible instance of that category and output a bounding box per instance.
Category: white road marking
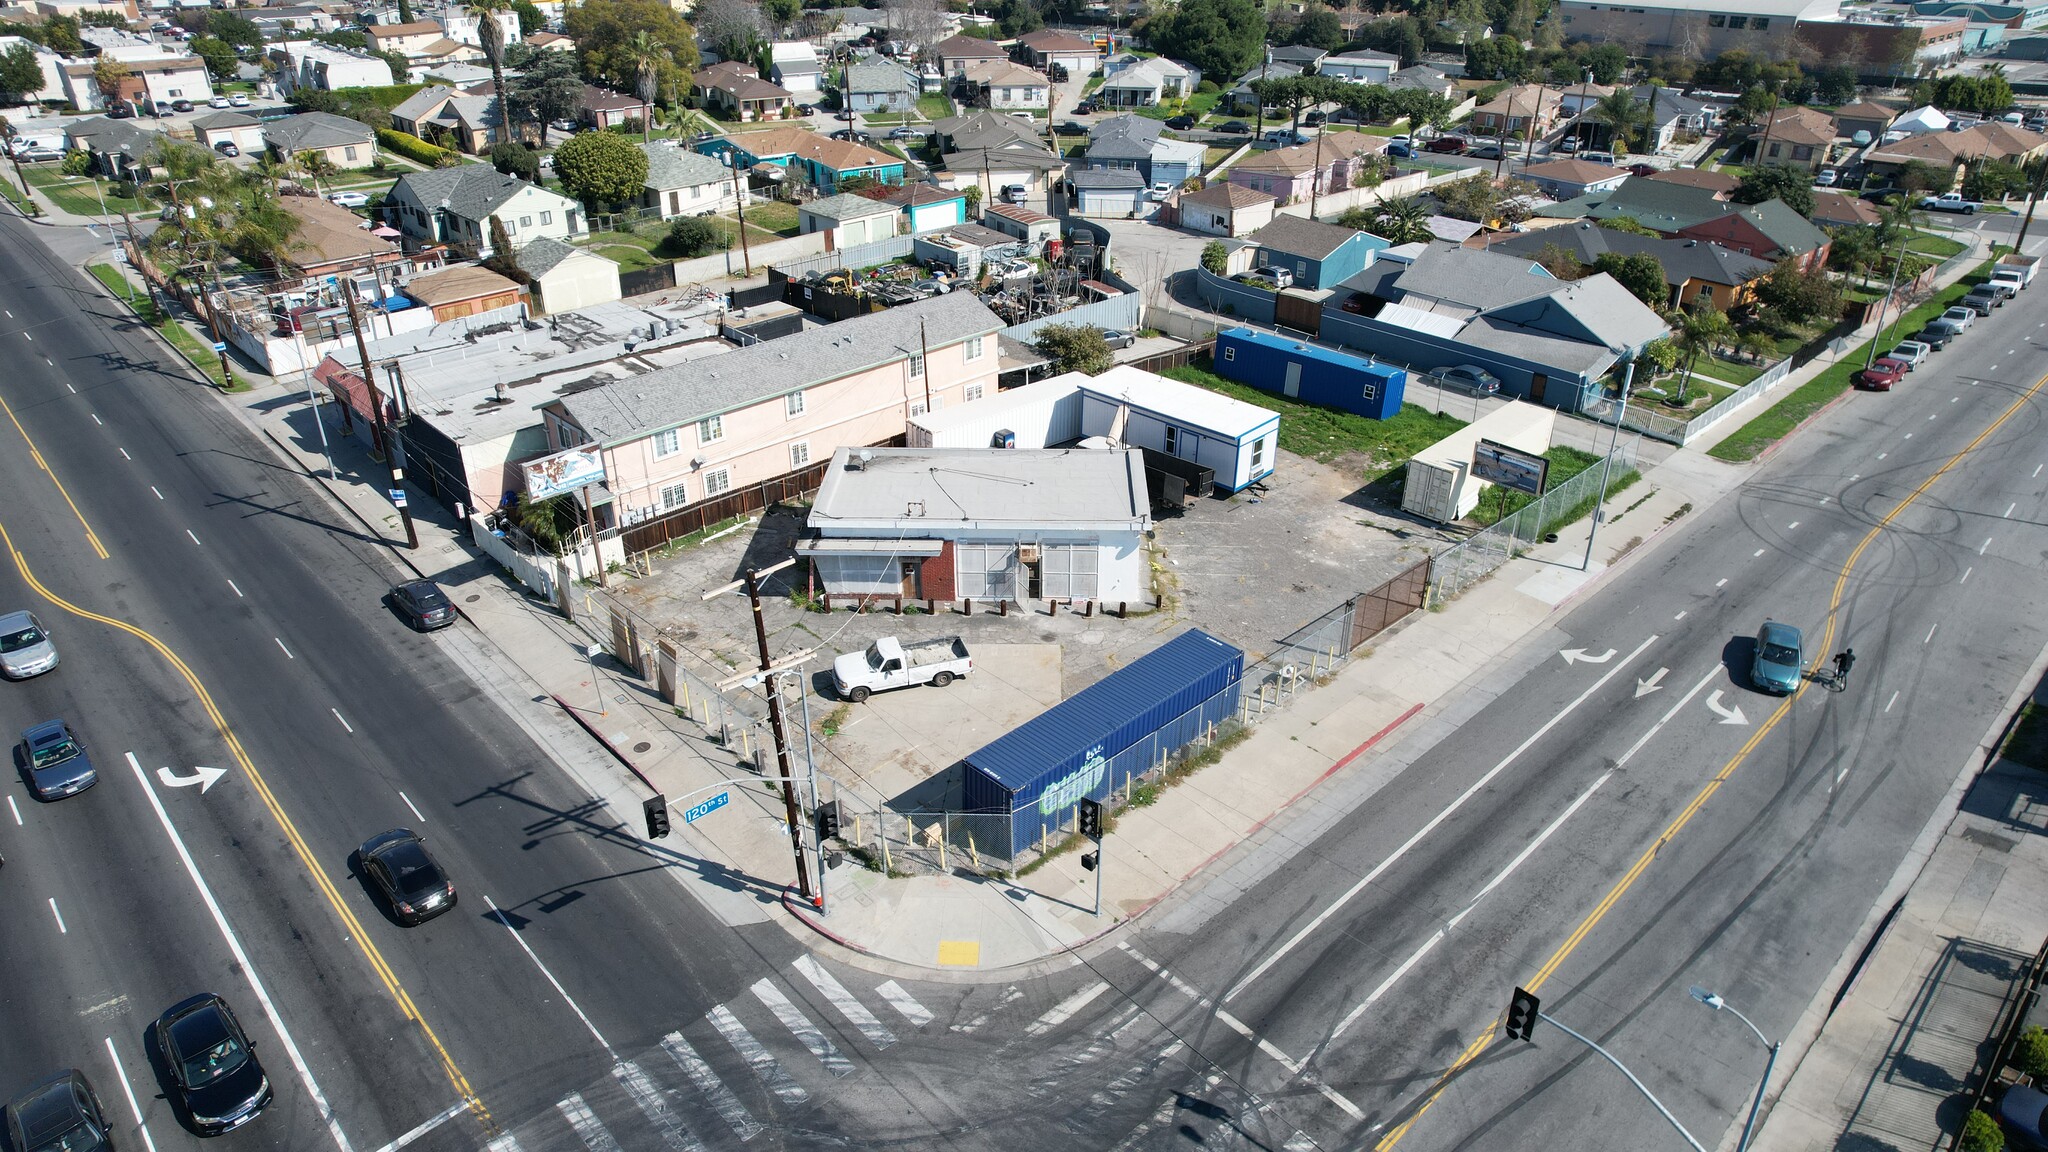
[1982,537,1994,555]
[117,448,128,460]
[7,795,18,824]
[1952,397,1959,403]
[485,894,612,1058]
[150,487,162,500]
[1850,473,1860,482]
[1753,548,1765,557]
[1820,497,1830,505]
[1879,452,1888,459]
[331,709,352,732]
[399,791,424,822]
[1962,566,1973,585]
[1618,667,1722,769]
[1715,578,1728,587]
[186,530,200,546]
[1787,521,1799,530]
[2006,503,2017,518]
[63,380,73,392]
[950,985,1022,1033]
[1224,633,1662,1003]
[1926,623,1938,644]
[2038,464,2045,478]
[1332,770,1614,1039]
[706,1004,806,1104]
[1673,611,1686,621]
[793,956,896,1048]
[613,1061,703,1152]
[124,753,352,1151]
[1928,415,1936,421]
[369,1101,467,1152]
[554,1094,619,1152]
[753,978,851,1076]
[1887,691,1900,713]
[661,1032,763,1141]
[1027,981,1111,1037]
[874,980,933,1027]
[275,637,293,659]
[486,1137,524,1152]
[227,580,242,597]
[102,1037,159,1152]
[90,413,101,425]
[1285,1134,1319,1152]
[1904,434,1913,440]
[48,898,65,933]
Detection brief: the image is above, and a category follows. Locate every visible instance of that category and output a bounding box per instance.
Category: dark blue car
[19,719,95,800]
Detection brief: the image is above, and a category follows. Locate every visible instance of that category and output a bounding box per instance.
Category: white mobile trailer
[905,377,1082,449]
[1401,400,1557,524]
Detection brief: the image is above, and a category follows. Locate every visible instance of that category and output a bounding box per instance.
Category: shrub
[1200,239,1227,275]
[2015,1026,2048,1081]
[1196,79,1219,93]
[1961,1108,2004,1152]
[611,116,644,135]
[111,181,135,198]
[60,150,91,176]
[665,215,725,257]
[375,127,454,167]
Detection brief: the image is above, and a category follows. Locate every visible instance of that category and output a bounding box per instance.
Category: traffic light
[1078,798,1103,839]
[1504,987,1540,1041]
[1080,852,1098,871]
[816,801,841,841]
[644,795,671,840]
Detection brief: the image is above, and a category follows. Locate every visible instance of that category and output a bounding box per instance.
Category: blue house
[881,182,968,233]
[1083,115,1207,190]
[1243,215,1388,291]
[1213,328,1406,419]
[693,126,906,194]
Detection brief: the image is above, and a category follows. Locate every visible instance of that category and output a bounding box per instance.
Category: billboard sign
[1472,439,1548,497]
[522,445,606,500]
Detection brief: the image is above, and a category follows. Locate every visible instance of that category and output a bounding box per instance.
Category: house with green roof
[1535,176,1830,270]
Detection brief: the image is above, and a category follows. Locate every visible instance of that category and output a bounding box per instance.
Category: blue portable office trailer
[1213,327,1407,420]
[961,630,1245,858]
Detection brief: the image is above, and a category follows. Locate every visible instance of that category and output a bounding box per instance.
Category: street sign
[684,791,730,825]
[387,489,407,507]
[211,341,226,352]
[1471,438,1548,496]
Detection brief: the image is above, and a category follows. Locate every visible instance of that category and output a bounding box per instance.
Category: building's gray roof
[263,111,374,151]
[801,191,898,222]
[1247,214,1372,262]
[810,446,1149,527]
[1069,167,1146,190]
[1486,223,1776,289]
[930,222,1017,247]
[1458,314,1616,375]
[1387,243,1562,312]
[1387,65,1450,92]
[393,164,552,221]
[446,95,503,130]
[1324,50,1400,66]
[1730,198,1830,257]
[391,84,457,123]
[640,142,728,189]
[1229,61,1302,90]
[1536,272,1669,352]
[1537,176,1727,230]
[847,57,917,95]
[1627,84,1709,125]
[943,147,1067,173]
[1086,114,1161,161]
[1266,45,1327,67]
[64,116,165,154]
[515,236,583,278]
[558,292,1005,443]
[191,110,260,130]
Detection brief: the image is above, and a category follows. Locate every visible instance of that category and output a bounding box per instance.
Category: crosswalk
[481,949,1346,1152]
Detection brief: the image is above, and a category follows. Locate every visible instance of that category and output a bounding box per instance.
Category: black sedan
[358,828,457,925]
[1164,114,1197,130]
[1216,119,1251,135]
[6,1071,111,1152]
[390,580,455,630]
[154,993,273,1135]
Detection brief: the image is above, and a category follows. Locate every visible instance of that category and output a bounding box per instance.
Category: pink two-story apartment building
[1226,132,1388,206]
[541,293,1005,533]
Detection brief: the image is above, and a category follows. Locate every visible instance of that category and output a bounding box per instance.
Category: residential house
[1551,0,1822,60]
[365,20,445,60]
[0,36,64,103]
[1226,61,1302,114]
[1754,105,1839,171]
[441,8,521,49]
[579,85,645,130]
[1175,181,1277,237]
[1675,198,1831,268]
[244,6,343,36]
[1640,166,1740,194]
[191,110,265,155]
[1833,99,1896,143]
[961,60,1051,110]
[390,85,459,139]
[1323,242,1669,410]
[1810,189,1882,229]
[385,164,586,256]
[1537,176,1829,267]
[274,193,424,290]
[1083,115,1207,188]
[62,116,165,180]
[1555,81,1618,117]
[264,112,378,168]
[1386,64,1456,97]
[880,182,968,233]
[125,57,213,108]
[1862,120,2048,183]
[541,292,1006,530]
[409,37,480,73]
[1096,57,1196,108]
[388,85,507,153]
[640,143,737,219]
[1316,49,1400,84]
[273,41,395,92]
[1071,168,1148,216]
[1471,84,1563,140]
[1627,86,1714,152]
[58,60,104,113]
[418,62,497,89]
[695,126,906,193]
[1266,45,1328,70]
[516,238,621,314]
[1517,158,1630,200]
[525,31,575,52]
[1245,214,1388,290]
[931,34,1010,77]
[932,110,1066,200]
[769,41,823,95]
[1015,28,1101,77]
[798,192,901,245]
[1225,131,1387,206]
[693,61,794,122]
[981,203,1059,245]
[845,57,920,114]
[1486,221,1778,310]
[404,265,524,321]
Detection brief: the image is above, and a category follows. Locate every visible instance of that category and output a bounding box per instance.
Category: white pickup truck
[1993,253,2039,292]
[832,636,971,703]
[1919,192,1981,214]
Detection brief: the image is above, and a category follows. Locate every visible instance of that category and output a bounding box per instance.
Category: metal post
[1539,1013,1707,1152]
[1737,1041,1780,1152]
[792,670,826,913]
[745,566,813,902]
[294,329,334,479]
[1582,358,1633,571]
[2015,156,2048,252]
[1092,831,1103,916]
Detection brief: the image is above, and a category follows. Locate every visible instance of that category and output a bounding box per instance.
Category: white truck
[1992,253,2039,292]
[1919,191,1980,214]
[832,636,972,703]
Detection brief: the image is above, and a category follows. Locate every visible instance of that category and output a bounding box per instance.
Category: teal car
[1752,621,1804,694]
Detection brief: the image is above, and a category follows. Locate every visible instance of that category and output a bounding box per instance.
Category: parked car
[389,580,455,631]
[213,141,238,157]
[6,1071,112,1152]
[1424,135,1469,153]
[1914,324,1956,349]
[1579,150,1617,165]
[1302,109,1326,127]
[153,993,273,1135]
[1814,168,1838,186]
[1961,285,2003,315]
[106,102,134,118]
[1887,340,1930,368]
[1386,142,1413,158]
[1751,620,1804,694]
[1856,359,1906,391]
[833,636,972,703]
[1919,191,1979,214]
[229,93,250,107]
[1100,328,1136,349]
[12,146,60,163]
[1389,134,1411,148]
[1057,120,1091,135]
[887,126,925,140]
[1468,144,1504,160]
[1236,265,1294,289]
[1000,183,1028,204]
[549,117,578,132]
[1939,305,1976,331]
[329,191,370,209]
[1164,114,1197,130]
[357,828,458,925]
[1339,292,1372,314]
[1628,162,1658,177]
[0,609,57,678]
[1073,99,1095,115]
[171,98,193,112]
[1008,110,1036,121]
[1993,253,2039,290]
[1217,119,1251,135]
[1149,182,1175,198]
[1555,136,1579,153]
[208,95,229,108]
[1438,364,1502,395]
[830,128,874,144]
[795,103,816,115]
[19,718,95,800]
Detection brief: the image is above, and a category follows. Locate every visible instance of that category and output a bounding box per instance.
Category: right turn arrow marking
[1706,690,1750,726]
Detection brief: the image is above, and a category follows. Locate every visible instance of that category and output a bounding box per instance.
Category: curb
[550,692,658,793]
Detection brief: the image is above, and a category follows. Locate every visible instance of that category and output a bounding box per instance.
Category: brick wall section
[921,540,957,601]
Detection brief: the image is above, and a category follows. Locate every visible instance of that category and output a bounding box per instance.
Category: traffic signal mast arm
[1503,989,1707,1152]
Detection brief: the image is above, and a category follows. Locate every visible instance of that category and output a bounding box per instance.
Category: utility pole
[728,156,753,275]
[1521,79,1545,169]
[343,269,417,549]
[1582,357,1633,571]
[917,317,932,411]
[1309,127,1326,219]
[1863,231,1913,371]
[2015,154,2048,251]
[743,562,813,904]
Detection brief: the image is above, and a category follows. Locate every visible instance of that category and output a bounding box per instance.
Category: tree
[1959,1108,2003,1152]
[189,36,239,84]
[666,215,724,256]
[627,29,661,142]
[552,128,648,203]
[491,140,541,181]
[565,0,699,110]
[1894,159,1951,195]
[1640,337,1679,377]
[1365,195,1433,244]
[1963,158,2026,203]
[398,0,415,23]
[694,0,766,64]
[1200,239,1228,274]
[1033,322,1114,376]
[1672,301,1733,400]
[1593,251,1668,307]
[1146,0,1267,81]
[470,0,515,144]
[60,149,91,176]
[1733,163,1814,216]
[1755,258,1842,325]
[1729,85,1775,127]
[1814,65,1858,105]
[374,49,411,83]
[1826,223,1878,285]
[1436,173,1503,222]
[513,0,546,35]
[315,28,369,51]
[38,15,82,55]
[482,215,534,277]
[1592,88,1643,155]
[506,43,584,145]
[962,183,981,216]
[1531,242,1586,280]
[92,57,129,112]
[761,0,801,32]
[1292,4,1344,50]
[298,150,338,190]
[0,42,43,100]
[205,12,264,55]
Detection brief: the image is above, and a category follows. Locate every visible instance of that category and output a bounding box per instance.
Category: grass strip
[87,262,246,391]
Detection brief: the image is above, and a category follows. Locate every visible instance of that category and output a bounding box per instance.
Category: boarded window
[1040,544,1100,600]
[953,542,1016,599]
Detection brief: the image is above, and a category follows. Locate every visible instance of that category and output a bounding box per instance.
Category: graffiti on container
[1038,746,1108,815]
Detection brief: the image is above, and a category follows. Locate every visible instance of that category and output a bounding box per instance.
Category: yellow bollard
[968,833,979,871]
[853,814,863,846]
[881,819,892,873]
[740,726,752,761]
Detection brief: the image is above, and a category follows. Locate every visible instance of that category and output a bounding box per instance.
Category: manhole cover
[633,741,652,753]
[465,595,481,603]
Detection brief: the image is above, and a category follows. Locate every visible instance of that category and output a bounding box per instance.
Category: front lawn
[24,168,149,219]
[740,199,800,236]
[917,94,954,120]
[1163,356,1467,479]
[1905,230,1966,259]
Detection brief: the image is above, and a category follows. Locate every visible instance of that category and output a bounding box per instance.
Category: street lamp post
[1689,986,1781,1152]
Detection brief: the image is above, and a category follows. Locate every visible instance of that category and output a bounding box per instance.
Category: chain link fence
[1428,440,1639,606]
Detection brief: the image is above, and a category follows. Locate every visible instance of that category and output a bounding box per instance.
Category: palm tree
[627,31,662,143]
[1672,301,1733,402]
[1592,88,1643,156]
[1368,195,1432,244]
[469,0,514,146]
[297,151,337,196]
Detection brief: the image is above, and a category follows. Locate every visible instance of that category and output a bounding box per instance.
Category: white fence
[1272,168,1431,221]
[770,234,918,280]
[1001,292,1143,343]
[1582,355,1797,446]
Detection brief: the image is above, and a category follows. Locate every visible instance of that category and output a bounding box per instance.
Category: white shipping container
[906,377,1082,449]
[1400,400,1556,524]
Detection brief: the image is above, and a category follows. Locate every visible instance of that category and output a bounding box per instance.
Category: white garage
[517,239,622,314]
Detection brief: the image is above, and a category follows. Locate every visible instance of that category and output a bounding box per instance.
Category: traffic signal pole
[1500,987,1706,1152]
[1079,798,1103,916]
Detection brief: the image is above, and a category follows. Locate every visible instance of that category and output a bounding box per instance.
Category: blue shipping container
[962,629,1244,858]
[1214,327,1407,420]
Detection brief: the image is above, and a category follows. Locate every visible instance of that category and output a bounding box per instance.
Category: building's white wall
[812,528,1146,601]
[536,255,622,313]
[1078,392,1260,490]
